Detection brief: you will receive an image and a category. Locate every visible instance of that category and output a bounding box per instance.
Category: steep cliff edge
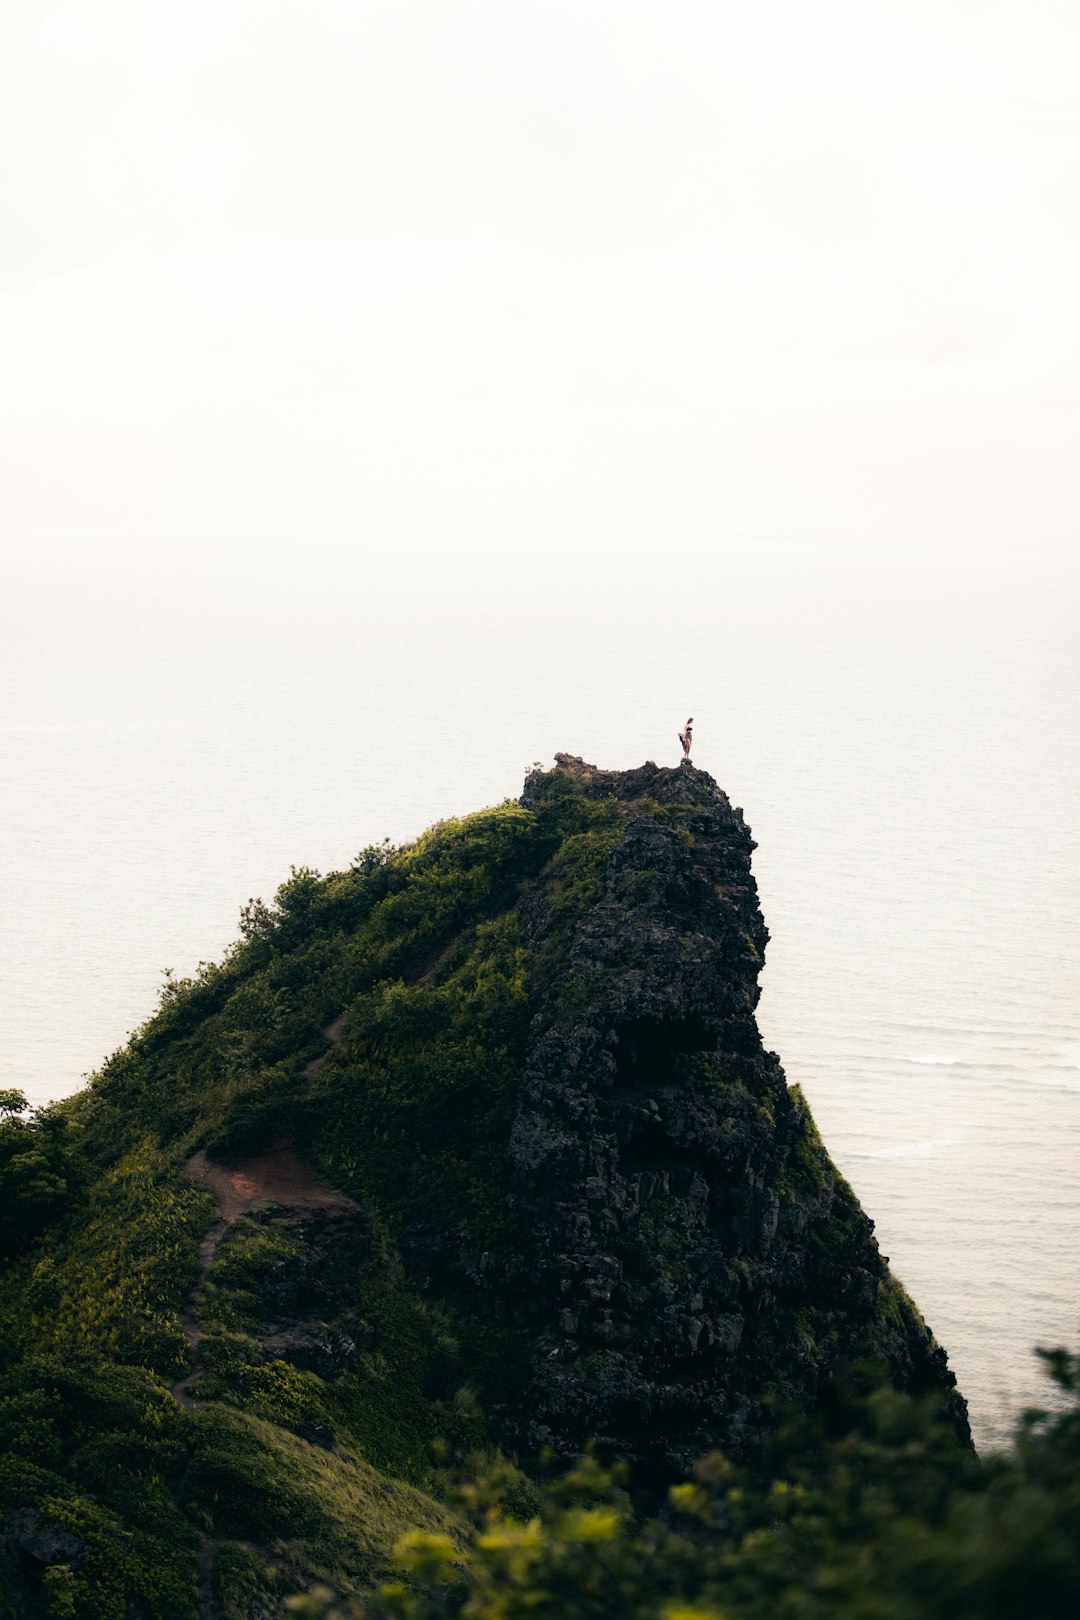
[0,755,967,1618]
[502,758,966,1464]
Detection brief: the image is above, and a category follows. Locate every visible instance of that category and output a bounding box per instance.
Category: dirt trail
[172,1215,228,1412]
[172,1137,355,1419]
[171,1019,349,1407]
[303,1013,345,1089]
[194,1531,216,1620]
[184,1140,353,1223]
[406,943,453,989]
[171,1016,350,1613]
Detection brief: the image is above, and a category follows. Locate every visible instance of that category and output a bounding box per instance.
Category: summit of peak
[522,752,728,812]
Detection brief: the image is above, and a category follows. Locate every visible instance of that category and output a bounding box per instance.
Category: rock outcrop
[481,757,968,1469]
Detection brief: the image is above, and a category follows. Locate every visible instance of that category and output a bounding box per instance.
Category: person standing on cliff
[678,718,693,762]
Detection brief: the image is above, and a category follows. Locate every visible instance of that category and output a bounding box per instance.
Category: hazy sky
[2,2,1078,602]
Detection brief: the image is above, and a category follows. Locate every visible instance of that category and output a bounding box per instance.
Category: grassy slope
[0,772,617,1617]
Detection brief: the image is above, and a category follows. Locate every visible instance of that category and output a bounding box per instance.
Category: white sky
[1,1,1078,603]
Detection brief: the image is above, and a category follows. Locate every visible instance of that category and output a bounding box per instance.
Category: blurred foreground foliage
[289,1352,1080,1620]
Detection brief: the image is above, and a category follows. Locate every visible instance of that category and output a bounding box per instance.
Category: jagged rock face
[489,758,967,1470]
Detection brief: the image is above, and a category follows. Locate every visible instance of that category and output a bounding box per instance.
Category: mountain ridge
[0,754,967,1617]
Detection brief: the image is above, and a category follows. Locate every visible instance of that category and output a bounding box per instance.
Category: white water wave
[865,1134,965,1159]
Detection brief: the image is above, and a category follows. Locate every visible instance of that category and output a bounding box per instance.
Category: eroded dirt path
[174,1017,351,1395]
[303,1013,345,1090]
[172,1142,353,1413]
[184,1140,353,1223]
[170,1016,350,1618]
[173,1016,350,1409]
[194,1531,216,1620]
[172,1215,228,1413]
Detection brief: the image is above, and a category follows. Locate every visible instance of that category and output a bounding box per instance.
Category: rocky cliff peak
[487,756,968,1467]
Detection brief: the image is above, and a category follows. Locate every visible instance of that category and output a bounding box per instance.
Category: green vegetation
[778,1085,827,1198]
[199,1216,304,1334]
[537,817,623,954]
[1,1137,208,1378]
[184,1408,457,1570]
[292,1356,1080,1620]
[0,1092,82,1265]
[0,1357,202,1618]
[315,911,531,1252]
[3,763,1072,1618]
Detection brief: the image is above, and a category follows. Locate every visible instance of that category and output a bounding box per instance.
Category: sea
[2,541,1077,1451]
